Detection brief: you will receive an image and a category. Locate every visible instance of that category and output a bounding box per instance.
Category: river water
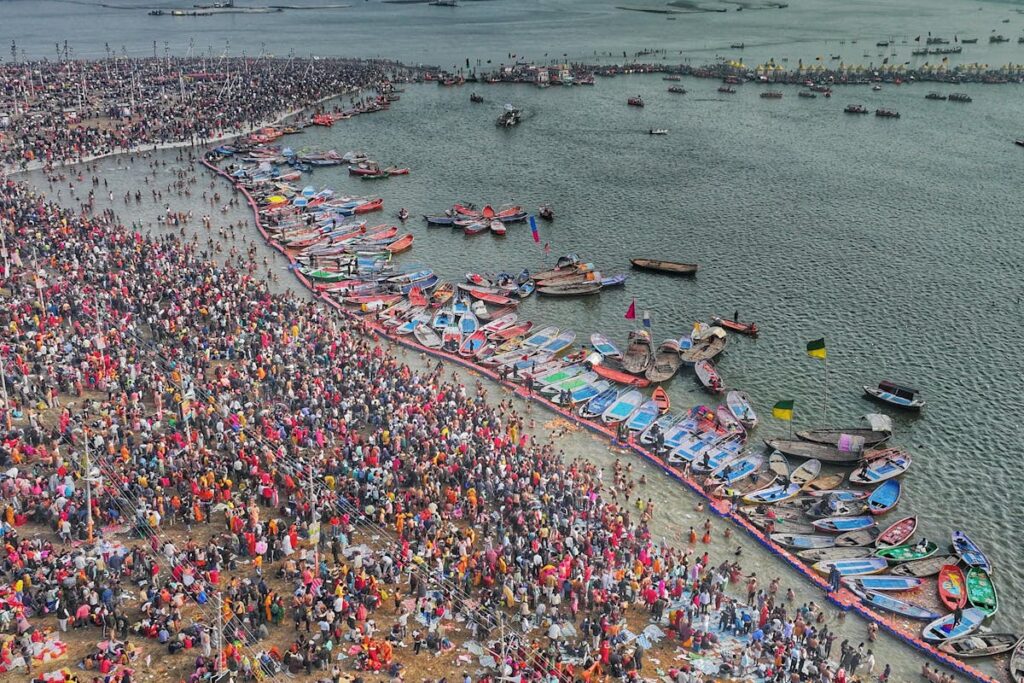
[9,0,1024,679]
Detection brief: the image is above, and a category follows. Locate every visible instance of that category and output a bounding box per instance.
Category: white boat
[590,333,622,359]
[601,389,644,424]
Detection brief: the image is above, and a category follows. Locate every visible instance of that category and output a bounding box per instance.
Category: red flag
[624,299,636,320]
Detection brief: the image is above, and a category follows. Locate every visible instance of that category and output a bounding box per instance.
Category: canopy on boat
[267,195,288,204]
[863,413,893,433]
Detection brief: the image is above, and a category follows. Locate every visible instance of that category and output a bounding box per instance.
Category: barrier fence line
[199,157,1005,683]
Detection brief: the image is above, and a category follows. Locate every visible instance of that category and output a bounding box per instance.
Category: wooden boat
[640,411,683,445]
[805,497,866,519]
[891,555,955,578]
[743,482,801,505]
[726,391,758,429]
[938,564,968,610]
[768,451,789,478]
[481,313,519,335]
[715,404,743,433]
[622,330,654,375]
[707,453,763,486]
[770,533,836,550]
[536,282,601,297]
[798,547,874,562]
[543,371,598,398]
[764,438,862,465]
[952,531,991,572]
[866,479,901,515]
[535,364,584,388]
[557,379,610,406]
[877,516,917,547]
[678,329,726,364]
[413,323,442,349]
[834,527,882,547]
[812,516,875,534]
[790,459,821,487]
[804,474,845,492]
[922,608,986,642]
[646,340,683,383]
[489,220,506,235]
[807,489,869,502]
[1009,637,1024,683]
[386,234,414,253]
[849,451,911,484]
[458,330,488,357]
[875,540,938,563]
[712,316,759,337]
[465,287,515,306]
[630,258,698,276]
[652,387,671,414]
[796,427,890,448]
[864,380,925,410]
[966,567,998,616]
[843,575,924,592]
[591,361,651,387]
[441,324,462,351]
[812,557,888,576]
[854,590,942,621]
[602,389,644,424]
[590,333,622,359]
[694,360,724,393]
[939,633,1018,658]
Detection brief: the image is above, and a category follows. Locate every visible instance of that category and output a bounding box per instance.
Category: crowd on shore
[0,153,925,683]
[0,57,414,172]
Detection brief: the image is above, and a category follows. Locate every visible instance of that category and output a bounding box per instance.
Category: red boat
[311,114,334,127]
[349,165,381,176]
[877,516,917,547]
[408,287,428,308]
[592,363,651,388]
[488,321,533,342]
[385,234,414,254]
[938,565,968,610]
[466,288,515,306]
[652,387,671,414]
[712,316,759,337]
[353,198,384,215]
[385,167,410,175]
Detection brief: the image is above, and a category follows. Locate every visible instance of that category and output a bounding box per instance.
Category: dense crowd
[0,57,412,171]
[0,164,906,683]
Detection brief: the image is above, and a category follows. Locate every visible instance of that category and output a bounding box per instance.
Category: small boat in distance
[627,96,645,107]
[863,380,925,410]
[844,104,869,114]
[470,93,484,103]
[667,86,687,94]
[630,258,698,276]
[875,108,900,118]
[496,104,522,127]
[718,86,737,94]
[649,129,669,135]
[712,316,758,336]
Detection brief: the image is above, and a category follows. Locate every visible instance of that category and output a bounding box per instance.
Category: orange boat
[592,363,651,388]
[353,198,384,215]
[652,387,671,413]
[712,316,759,337]
[386,234,414,254]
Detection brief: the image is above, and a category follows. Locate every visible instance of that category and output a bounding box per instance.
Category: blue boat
[922,607,987,642]
[853,589,941,621]
[432,308,454,330]
[951,531,991,573]
[639,411,683,445]
[602,389,644,424]
[843,575,924,592]
[626,400,661,432]
[590,333,622,359]
[517,282,535,298]
[708,452,763,485]
[812,557,888,576]
[580,387,621,419]
[458,312,479,335]
[523,325,559,349]
[743,482,801,504]
[864,380,925,410]
[600,274,628,287]
[811,516,876,533]
[561,379,609,406]
[867,479,902,515]
[424,215,457,226]
[689,435,745,472]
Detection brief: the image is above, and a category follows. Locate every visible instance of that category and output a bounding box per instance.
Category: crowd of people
[0,19,988,683]
[0,56,414,171]
[0,150,914,683]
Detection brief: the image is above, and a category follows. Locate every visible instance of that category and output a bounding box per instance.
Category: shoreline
[3,90,355,177]
[197,154,1005,683]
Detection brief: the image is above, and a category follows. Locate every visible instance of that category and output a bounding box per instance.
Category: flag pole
[789,403,793,439]
[824,355,829,423]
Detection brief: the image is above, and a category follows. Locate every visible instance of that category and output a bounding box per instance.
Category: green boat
[300,268,349,282]
[966,567,998,616]
[875,540,938,563]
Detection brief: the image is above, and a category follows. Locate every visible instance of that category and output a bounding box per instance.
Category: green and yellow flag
[772,400,794,421]
[806,338,826,359]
